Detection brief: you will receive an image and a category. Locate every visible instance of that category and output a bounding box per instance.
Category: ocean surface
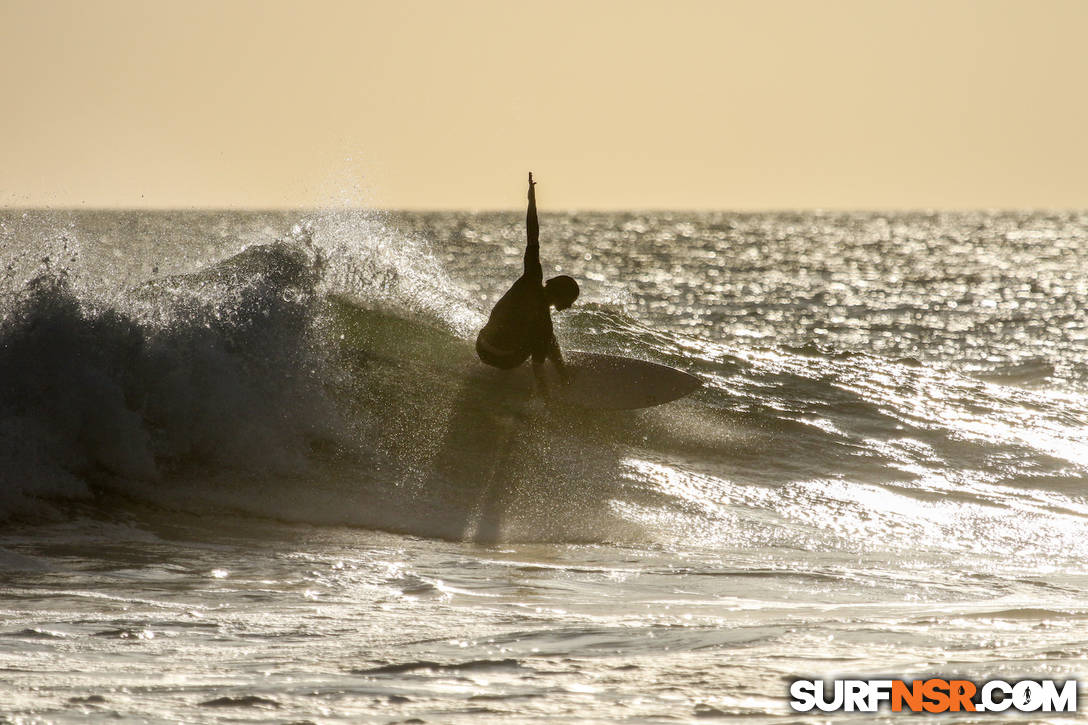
[1,208,1087,723]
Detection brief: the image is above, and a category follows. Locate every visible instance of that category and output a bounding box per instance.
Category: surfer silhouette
[476,172,579,393]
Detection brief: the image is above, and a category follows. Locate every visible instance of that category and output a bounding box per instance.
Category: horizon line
[3,204,1087,215]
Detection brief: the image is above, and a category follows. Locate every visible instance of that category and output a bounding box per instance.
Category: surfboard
[528,351,701,410]
[325,297,700,411]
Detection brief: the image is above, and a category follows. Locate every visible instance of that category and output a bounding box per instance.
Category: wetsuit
[475,178,561,370]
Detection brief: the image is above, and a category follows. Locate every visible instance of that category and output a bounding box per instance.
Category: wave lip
[0,239,337,523]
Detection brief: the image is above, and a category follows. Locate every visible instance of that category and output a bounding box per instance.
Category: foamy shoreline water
[1,209,1086,722]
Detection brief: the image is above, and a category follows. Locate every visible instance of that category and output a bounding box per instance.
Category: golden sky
[2,0,1086,209]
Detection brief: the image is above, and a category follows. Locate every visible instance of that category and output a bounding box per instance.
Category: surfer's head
[545,275,579,311]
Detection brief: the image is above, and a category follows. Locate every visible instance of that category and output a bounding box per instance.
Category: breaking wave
[1,211,1087,555]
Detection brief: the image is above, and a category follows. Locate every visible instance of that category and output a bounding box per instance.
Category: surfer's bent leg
[476,329,528,370]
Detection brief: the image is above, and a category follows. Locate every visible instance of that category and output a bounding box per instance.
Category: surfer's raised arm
[523,172,542,281]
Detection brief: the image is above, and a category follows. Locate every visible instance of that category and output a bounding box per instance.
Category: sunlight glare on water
[1,210,1087,722]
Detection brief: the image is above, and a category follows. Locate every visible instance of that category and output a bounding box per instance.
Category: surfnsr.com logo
[789,678,1077,713]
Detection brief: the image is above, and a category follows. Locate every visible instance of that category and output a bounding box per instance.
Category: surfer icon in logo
[475,172,580,394]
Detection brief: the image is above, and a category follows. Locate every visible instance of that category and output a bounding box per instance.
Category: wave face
[1,210,1088,558]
